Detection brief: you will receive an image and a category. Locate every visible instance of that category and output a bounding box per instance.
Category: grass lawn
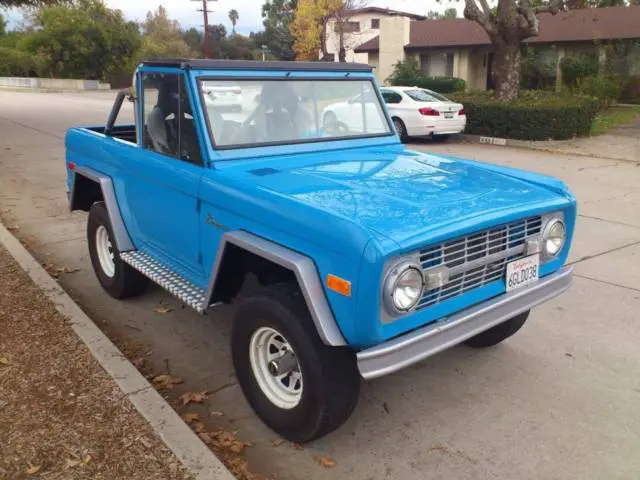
[591,106,640,135]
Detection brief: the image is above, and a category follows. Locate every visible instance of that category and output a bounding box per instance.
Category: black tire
[392,117,408,143]
[231,283,360,443]
[463,311,529,348]
[87,202,149,299]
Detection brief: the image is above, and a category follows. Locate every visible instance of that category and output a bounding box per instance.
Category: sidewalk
[0,243,194,480]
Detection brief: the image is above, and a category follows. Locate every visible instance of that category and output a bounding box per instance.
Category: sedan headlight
[384,261,424,314]
[542,218,566,258]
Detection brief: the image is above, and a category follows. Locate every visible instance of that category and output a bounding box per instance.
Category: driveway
[1,90,639,480]
[515,110,640,163]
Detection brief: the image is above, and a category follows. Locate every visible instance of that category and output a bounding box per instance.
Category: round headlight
[386,264,424,313]
[543,219,566,257]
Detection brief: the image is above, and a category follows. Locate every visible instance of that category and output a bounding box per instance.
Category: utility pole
[193,0,215,58]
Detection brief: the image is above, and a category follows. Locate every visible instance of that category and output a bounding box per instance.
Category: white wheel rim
[249,327,303,410]
[95,225,115,278]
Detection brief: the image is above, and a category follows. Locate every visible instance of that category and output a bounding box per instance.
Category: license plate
[444,113,454,119]
[505,254,539,292]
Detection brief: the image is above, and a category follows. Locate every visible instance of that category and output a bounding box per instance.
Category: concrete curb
[453,133,640,165]
[0,222,235,480]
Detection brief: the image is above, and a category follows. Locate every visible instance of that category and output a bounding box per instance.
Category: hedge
[395,76,466,94]
[448,91,600,141]
[386,57,466,93]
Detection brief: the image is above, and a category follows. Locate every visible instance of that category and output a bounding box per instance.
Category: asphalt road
[1,90,639,480]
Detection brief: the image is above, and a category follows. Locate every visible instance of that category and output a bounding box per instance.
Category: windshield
[199,79,392,148]
[405,89,451,102]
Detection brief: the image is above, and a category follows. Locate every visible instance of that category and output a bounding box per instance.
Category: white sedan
[202,85,243,112]
[380,86,466,142]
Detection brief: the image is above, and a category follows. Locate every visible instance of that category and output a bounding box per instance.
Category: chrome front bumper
[357,267,573,380]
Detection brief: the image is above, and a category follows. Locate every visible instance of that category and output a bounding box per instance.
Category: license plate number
[506,254,539,292]
[444,113,454,119]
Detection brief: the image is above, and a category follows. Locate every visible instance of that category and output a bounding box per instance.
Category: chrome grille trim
[417,216,542,310]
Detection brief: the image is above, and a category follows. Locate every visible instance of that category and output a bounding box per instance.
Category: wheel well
[211,243,296,304]
[71,174,103,212]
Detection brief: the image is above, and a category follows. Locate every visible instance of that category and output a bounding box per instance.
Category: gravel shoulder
[0,244,193,480]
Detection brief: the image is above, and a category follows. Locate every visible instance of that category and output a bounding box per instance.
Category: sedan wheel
[393,117,408,143]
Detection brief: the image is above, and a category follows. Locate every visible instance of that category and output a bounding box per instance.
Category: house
[353,5,640,90]
[324,7,425,63]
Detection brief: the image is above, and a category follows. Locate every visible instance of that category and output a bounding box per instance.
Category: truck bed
[86,125,136,144]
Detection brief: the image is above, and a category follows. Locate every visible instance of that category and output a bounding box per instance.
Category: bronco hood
[219,147,569,251]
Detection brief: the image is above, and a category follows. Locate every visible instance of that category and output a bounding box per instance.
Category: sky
[3,0,448,34]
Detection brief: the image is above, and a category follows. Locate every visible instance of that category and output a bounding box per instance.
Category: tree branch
[463,0,498,36]
[533,0,564,14]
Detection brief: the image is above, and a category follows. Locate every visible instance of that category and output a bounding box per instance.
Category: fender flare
[205,231,347,347]
[72,166,135,252]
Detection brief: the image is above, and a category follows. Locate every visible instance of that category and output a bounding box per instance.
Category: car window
[405,89,451,102]
[381,90,402,104]
[141,73,203,165]
[200,79,392,149]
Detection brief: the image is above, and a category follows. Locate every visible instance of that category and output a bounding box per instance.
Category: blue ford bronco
[66,59,575,442]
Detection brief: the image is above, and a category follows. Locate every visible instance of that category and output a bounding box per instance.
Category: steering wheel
[322,119,350,136]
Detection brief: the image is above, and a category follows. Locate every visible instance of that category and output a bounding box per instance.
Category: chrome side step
[120,251,207,314]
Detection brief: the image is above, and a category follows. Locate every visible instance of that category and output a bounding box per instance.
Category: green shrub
[520,49,556,90]
[577,76,623,107]
[0,46,37,76]
[560,54,598,87]
[620,76,640,104]
[449,90,600,140]
[387,57,466,93]
[407,76,466,93]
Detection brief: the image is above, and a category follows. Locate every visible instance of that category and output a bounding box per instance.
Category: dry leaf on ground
[0,357,9,365]
[25,465,41,475]
[66,458,82,468]
[213,431,249,455]
[151,374,183,390]
[315,456,336,468]
[270,438,285,447]
[182,412,201,423]
[210,410,224,416]
[55,267,80,274]
[198,432,213,444]
[193,422,206,433]
[179,390,208,406]
[153,306,172,315]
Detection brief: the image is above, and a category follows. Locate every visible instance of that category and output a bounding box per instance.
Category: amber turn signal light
[326,274,352,297]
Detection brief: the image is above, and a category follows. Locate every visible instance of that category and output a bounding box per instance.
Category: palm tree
[228,9,239,35]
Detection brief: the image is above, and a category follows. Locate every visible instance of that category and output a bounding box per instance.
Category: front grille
[417,216,542,309]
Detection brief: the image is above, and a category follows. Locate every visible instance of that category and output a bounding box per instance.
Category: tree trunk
[338,28,346,62]
[319,19,331,61]
[493,39,521,101]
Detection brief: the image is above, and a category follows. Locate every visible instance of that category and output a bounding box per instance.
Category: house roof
[354,5,640,52]
[346,7,426,21]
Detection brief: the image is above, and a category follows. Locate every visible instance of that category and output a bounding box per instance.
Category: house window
[371,18,380,29]
[337,21,360,33]
[420,52,455,77]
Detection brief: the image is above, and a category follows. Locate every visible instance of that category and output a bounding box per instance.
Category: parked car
[202,84,243,112]
[65,59,575,443]
[380,86,466,142]
[320,88,388,135]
